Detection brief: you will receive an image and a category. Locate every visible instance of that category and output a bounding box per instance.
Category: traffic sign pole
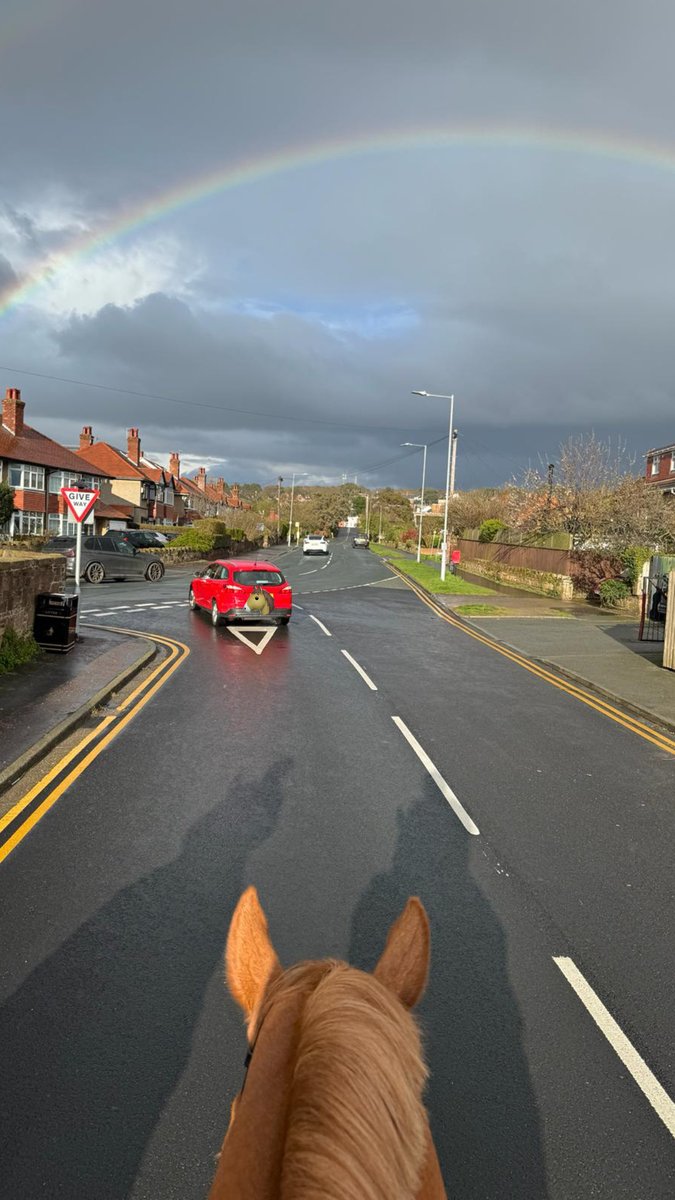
[60,486,99,639]
[75,521,82,635]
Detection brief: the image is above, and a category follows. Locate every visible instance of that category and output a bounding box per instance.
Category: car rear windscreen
[233,570,284,586]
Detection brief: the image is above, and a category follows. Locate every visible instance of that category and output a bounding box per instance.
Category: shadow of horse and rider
[1,764,548,1198]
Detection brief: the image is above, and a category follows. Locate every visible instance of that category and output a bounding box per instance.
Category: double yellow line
[0,626,190,866]
[388,563,675,758]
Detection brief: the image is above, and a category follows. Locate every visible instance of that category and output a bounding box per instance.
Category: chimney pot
[2,386,24,436]
[79,424,94,451]
[127,427,141,466]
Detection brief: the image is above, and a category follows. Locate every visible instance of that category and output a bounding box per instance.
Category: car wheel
[85,561,105,584]
[189,587,198,610]
[277,615,291,625]
[145,560,165,582]
[211,600,222,627]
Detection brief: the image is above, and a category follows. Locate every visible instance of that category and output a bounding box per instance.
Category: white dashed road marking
[391,716,480,835]
[553,956,675,1139]
[309,615,331,636]
[341,649,377,690]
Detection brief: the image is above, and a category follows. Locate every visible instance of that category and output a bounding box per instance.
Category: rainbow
[3,121,675,317]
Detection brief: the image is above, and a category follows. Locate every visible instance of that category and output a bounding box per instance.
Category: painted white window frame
[8,462,45,490]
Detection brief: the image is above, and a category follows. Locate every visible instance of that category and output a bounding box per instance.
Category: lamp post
[402,442,428,563]
[412,391,455,581]
[287,472,307,547]
[277,475,283,540]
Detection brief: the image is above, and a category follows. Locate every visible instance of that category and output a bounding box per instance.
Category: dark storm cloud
[2,1,675,487]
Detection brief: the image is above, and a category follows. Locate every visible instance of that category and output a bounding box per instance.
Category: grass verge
[370,544,495,595]
[0,626,41,674]
[455,604,507,616]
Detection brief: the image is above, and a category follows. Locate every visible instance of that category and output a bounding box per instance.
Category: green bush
[170,528,226,552]
[598,578,631,607]
[0,625,41,674]
[478,518,507,543]
[619,545,650,589]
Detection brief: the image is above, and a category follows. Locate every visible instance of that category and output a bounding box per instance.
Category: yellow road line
[0,629,190,866]
[388,564,675,759]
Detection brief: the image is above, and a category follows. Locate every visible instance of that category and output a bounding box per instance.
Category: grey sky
[2,1,675,489]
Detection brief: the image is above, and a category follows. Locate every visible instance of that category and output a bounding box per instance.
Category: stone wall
[460,557,575,599]
[0,551,66,638]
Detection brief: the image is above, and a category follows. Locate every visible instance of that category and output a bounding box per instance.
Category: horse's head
[209,888,446,1200]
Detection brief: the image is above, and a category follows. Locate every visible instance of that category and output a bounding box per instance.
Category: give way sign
[60,487,100,523]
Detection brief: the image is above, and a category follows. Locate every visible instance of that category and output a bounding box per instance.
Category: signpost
[60,485,99,635]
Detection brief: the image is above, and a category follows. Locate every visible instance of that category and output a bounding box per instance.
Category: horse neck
[209,968,323,1200]
[209,963,447,1200]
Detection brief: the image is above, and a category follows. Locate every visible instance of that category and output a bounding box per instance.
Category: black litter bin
[34,593,78,653]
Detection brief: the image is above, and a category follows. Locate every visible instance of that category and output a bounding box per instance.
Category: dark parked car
[43,535,165,584]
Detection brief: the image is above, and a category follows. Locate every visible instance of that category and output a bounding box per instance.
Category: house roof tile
[0,422,110,475]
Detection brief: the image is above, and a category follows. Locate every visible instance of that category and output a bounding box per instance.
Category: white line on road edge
[105,605,134,611]
[293,603,304,610]
[319,555,333,569]
[391,717,480,835]
[341,649,377,690]
[298,568,318,576]
[310,614,332,636]
[553,956,675,1139]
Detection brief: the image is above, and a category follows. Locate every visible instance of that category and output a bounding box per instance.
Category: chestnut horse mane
[254,959,429,1200]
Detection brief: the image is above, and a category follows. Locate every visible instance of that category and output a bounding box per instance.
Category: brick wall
[0,552,66,638]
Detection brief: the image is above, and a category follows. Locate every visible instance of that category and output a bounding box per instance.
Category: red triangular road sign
[60,487,99,523]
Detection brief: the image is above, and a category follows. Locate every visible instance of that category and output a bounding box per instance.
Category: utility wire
[0,363,437,436]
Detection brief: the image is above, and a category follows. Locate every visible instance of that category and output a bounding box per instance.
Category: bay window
[8,463,45,491]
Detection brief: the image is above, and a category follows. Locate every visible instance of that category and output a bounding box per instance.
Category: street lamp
[276,475,283,540]
[412,390,455,581]
[402,442,428,563]
[287,471,307,547]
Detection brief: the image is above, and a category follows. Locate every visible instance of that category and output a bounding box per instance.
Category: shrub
[170,528,225,552]
[598,578,630,607]
[478,518,507,542]
[569,550,623,596]
[619,545,651,589]
[0,625,41,674]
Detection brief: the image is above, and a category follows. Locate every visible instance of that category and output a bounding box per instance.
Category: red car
[189,559,292,627]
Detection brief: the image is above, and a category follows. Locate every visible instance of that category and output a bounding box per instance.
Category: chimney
[2,387,24,436]
[230,483,240,508]
[79,425,94,451]
[127,427,141,466]
[216,476,226,501]
[196,466,207,491]
[169,452,180,478]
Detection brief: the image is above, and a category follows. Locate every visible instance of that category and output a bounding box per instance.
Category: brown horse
[209,887,446,1200]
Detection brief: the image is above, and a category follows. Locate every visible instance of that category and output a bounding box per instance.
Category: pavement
[1,532,674,1199]
[0,625,155,796]
[386,550,675,733]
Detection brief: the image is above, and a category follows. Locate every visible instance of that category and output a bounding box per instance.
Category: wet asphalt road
[1,531,673,1198]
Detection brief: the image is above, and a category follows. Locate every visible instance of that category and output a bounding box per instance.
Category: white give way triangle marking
[226,626,278,655]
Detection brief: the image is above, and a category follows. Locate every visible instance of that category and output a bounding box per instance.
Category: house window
[8,463,45,490]
[164,487,174,504]
[49,472,98,493]
[670,452,675,474]
[48,513,93,536]
[650,455,660,476]
[13,510,44,535]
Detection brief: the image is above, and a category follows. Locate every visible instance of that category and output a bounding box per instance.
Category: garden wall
[0,551,66,637]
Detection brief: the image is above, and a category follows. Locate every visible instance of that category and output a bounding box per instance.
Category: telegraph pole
[277,475,283,540]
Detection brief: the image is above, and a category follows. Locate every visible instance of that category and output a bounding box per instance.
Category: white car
[303,534,330,555]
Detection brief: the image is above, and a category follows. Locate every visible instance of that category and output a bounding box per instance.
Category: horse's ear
[226,887,281,1020]
[374,897,430,1009]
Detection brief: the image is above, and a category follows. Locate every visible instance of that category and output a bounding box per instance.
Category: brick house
[645,442,675,494]
[0,388,110,538]
[172,456,251,520]
[75,427,184,526]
